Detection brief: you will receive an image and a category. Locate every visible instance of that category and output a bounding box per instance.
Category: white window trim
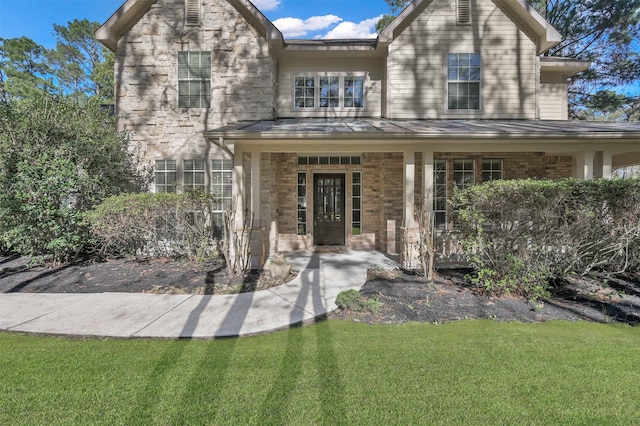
[177,51,212,109]
[445,52,482,114]
[293,74,366,111]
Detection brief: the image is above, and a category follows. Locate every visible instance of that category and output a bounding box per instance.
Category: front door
[314,174,345,246]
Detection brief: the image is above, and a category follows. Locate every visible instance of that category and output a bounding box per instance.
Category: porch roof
[204,118,640,141]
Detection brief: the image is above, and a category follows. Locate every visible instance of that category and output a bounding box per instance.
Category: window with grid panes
[183,160,206,192]
[352,171,362,235]
[211,159,232,226]
[294,77,315,108]
[482,159,503,182]
[453,159,475,189]
[448,53,480,110]
[155,160,177,193]
[433,160,447,229]
[297,172,307,235]
[178,51,211,108]
[344,76,365,108]
[319,77,339,108]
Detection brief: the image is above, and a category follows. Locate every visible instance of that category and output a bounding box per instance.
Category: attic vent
[457,0,471,25]
[185,0,200,26]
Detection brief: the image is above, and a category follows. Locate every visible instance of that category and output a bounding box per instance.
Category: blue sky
[0,0,391,47]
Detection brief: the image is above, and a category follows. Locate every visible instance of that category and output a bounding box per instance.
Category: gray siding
[386,0,538,119]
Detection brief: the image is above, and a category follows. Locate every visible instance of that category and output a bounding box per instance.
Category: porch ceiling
[204,118,640,141]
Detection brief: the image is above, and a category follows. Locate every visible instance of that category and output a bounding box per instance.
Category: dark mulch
[0,255,294,295]
[2,254,639,325]
[331,268,640,325]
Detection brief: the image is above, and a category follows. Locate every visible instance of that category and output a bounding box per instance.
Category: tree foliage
[0,93,150,261]
[0,19,114,102]
[529,0,640,120]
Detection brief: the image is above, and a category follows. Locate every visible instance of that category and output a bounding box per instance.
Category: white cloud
[321,16,383,39]
[273,15,343,38]
[251,0,281,12]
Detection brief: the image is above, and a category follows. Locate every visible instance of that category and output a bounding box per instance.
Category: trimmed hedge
[451,178,640,299]
[86,192,221,261]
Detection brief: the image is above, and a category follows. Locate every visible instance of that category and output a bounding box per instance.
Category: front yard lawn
[2,320,639,425]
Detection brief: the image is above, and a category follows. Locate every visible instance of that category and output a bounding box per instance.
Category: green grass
[2,320,640,425]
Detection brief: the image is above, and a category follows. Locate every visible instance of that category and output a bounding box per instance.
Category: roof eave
[95,0,283,52]
[95,0,157,52]
[204,130,640,141]
[540,58,591,76]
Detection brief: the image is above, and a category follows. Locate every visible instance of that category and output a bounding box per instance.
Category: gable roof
[96,0,283,52]
[378,0,562,55]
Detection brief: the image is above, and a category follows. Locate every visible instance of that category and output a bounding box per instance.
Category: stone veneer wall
[114,0,277,163]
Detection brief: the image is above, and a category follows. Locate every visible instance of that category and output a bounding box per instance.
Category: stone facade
[114,0,277,163]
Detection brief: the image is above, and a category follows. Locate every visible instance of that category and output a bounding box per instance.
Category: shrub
[0,93,150,262]
[336,289,383,313]
[86,191,221,261]
[451,178,640,298]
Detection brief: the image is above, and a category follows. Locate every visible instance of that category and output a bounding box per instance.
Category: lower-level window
[352,171,362,235]
[155,160,177,193]
[297,172,307,235]
[433,160,447,229]
[183,160,206,192]
[211,159,233,226]
[482,159,503,181]
[453,159,475,189]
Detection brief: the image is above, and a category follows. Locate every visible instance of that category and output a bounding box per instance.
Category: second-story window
[344,77,365,108]
[294,75,365,109]
[295,77,316,108]
[448,53,480,110]
[178,51,211,108]
[319,77,340,108]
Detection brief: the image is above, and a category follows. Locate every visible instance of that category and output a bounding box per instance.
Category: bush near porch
[86,192,222,261]
[451,178,640,300]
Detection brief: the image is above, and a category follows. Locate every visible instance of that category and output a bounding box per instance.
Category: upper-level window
[294,75,365,109]
[448,53,480,110]
[295,77,316,108]
[178,51,211,108]
[344,77,365,108]
[319,77,340,108]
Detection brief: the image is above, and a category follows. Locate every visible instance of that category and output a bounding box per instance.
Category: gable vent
[457,0,471,25]
[185,0,200,26]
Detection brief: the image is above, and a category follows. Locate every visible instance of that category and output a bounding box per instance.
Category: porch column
[233,147,245,228]
[250,151,261,226]
[422,150,434,213]
[404,151,417,228]
[575,151,594,180]
[594,151,612,179]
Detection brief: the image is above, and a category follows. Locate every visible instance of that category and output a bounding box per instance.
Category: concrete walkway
[0,251,400,339]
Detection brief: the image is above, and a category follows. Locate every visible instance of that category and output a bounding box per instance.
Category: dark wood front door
[314,174,345,246]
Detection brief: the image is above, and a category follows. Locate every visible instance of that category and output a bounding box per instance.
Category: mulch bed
[331,268,640,325]
[0,255,295,295]
[2,255,639,325]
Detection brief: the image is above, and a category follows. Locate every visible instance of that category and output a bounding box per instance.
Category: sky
[0,0,392,47]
